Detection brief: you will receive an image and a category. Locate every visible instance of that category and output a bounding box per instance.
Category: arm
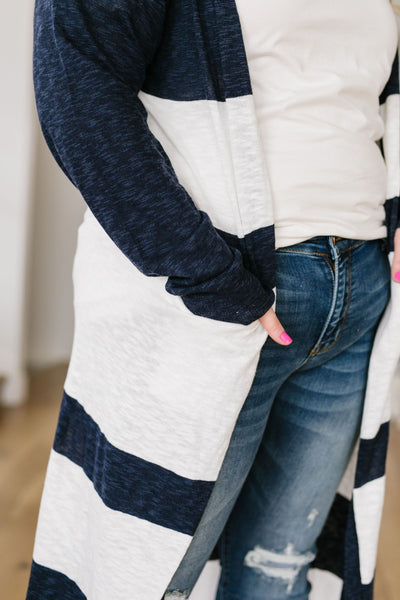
[33,0,275,324]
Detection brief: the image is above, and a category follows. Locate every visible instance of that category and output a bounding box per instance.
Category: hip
[266,235,391,367]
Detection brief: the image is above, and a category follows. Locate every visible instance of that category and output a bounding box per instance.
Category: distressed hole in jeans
[163,590,191,599]
[307,508,319,528]
[243,543,316,594]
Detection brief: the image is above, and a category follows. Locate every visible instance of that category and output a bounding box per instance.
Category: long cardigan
[26,1,400,599]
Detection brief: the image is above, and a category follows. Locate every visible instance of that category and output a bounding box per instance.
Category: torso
[235,0,398,248]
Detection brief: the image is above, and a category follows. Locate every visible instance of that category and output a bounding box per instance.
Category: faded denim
[164,235,391,600]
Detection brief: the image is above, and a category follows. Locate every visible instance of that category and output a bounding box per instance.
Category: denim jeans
[163,235,391,600]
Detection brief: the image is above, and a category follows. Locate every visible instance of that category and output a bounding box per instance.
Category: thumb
[259,307,293,346]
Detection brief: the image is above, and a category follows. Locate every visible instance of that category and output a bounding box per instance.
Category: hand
[259,307,293,346]
[391,228,400,283]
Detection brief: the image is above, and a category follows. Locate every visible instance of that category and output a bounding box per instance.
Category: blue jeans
[163,235,391,600]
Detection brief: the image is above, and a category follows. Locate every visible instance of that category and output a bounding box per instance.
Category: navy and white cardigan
[27,1,400,599]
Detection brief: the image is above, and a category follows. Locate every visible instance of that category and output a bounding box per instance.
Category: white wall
[27,119,85,370]
[0,0,39,401]
[0,0,84,388]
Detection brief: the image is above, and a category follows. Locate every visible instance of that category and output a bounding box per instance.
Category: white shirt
[235,0,399,248]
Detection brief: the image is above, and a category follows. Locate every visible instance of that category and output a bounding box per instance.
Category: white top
[235,0,398,248]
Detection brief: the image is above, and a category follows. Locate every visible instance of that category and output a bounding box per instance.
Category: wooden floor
[0,364,399,599]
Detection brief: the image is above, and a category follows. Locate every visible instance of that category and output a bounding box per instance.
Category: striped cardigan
[27,1,400,599]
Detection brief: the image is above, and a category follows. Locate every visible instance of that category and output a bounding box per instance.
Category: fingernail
[280,331,293,344]
[395,271,400,282]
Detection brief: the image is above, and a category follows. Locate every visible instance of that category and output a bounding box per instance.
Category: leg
[162,242,339,598]
[216,302,389,599]
[164,236,390,599]
[162,353,290,598]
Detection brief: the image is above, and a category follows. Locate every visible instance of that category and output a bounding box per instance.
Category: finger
[391,228,400,283]
[259,307,293,345]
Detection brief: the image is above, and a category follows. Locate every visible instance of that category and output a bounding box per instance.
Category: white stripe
[189,560,221,600]
[32,450,192,600]
[138,91,275,236]
[361,251,400,439]
[353,475,386,585]
[66,211,268,481]
[308,568,343,600]
[381,94,400,200]
[337,439,359,501]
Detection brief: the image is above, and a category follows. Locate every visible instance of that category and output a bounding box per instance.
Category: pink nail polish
[395,271,400,282]
[280,331,293,344]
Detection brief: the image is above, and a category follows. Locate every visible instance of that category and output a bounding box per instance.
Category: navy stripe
[311,493,349,580]
[212,0,253,99]
[144,0,252,101]
[379,48,399,105]
[216,225,276,292]
[53,391,214,536]
[180,224,276,322]
[243,226,277,291]
[177,224,276,324]
[26,561,86,600]
[341,500,374,600]
[354,422,390,489]
[384,196,400,253]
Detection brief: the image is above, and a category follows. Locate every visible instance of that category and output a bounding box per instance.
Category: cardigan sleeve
[32,0,275,325]
[386,2,400,249]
